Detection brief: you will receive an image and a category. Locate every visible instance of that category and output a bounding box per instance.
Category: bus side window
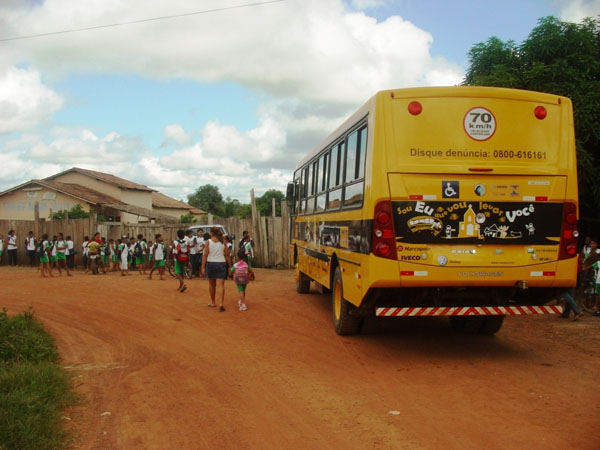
[300,166,308,214]
[357,126,367,179]
[327,143,342,210]
[316,153,327,212]
[306,160,317,214]
[345,130,358,183]
[343,126,366,208]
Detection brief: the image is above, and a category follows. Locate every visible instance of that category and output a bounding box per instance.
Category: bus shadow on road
[355,316,529,360]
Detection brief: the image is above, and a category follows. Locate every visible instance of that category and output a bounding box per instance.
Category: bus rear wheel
[296,265,311,294]
[480,316,505,335]
[332,267,362,335]
[449,316,484,333]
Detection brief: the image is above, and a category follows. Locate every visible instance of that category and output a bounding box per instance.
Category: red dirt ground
[1,266,599,449]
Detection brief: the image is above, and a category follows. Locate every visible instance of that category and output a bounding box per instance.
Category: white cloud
[350,0,387,9]
[556,0,600,22]
[0,0,466,203]
[0,65,63,133]
[163,124,191,146]
[2,0,463,103]
[0,123,291,203]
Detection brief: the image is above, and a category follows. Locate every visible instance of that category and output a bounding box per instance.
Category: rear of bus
[368,87,577,331]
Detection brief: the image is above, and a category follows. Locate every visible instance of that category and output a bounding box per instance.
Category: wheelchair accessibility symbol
[442,181,459,198]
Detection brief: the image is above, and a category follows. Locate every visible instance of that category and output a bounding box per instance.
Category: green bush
[0,309,77,450]
[0,309,58,364]
[0,362,76,450]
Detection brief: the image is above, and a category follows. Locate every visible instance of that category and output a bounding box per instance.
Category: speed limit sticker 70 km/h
[463,107,496,141]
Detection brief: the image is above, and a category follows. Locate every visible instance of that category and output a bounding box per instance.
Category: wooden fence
[0,198,291,269]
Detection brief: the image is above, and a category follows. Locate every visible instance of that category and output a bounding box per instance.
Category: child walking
[173,230,189,292]
[148,234,165,280]
[231,248,254,311]
[39,233,53,277]
[118,238,130,276]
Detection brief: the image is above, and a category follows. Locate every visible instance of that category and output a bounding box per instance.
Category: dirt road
[1,266,598,449]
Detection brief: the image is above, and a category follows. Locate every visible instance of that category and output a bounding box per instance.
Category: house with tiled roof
[0,168,199,223]
[152,192,205,220]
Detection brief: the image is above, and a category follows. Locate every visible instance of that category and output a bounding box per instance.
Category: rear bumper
[376,305,563,317]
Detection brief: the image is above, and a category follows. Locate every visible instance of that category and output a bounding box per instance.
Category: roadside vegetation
[0,308,77,450]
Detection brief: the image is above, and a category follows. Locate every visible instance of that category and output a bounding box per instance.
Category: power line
[0,0,287,43]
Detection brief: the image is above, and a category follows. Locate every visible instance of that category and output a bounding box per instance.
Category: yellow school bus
[287,86,578,335]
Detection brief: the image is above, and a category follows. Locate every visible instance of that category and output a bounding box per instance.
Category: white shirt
[67,240,74,255]
[196,236,205,253]
[0,239,3,251]
[82,241,89,256]
[173,239,189,255]
[56,240,67,254]
[26,236,36,251]
[51,242,57,256]
[206,239,225,263]
[154,242,164,261]
[188,236,198,255]
[7,235,17,250]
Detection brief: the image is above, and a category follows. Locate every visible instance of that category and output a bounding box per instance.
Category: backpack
[36,241,45,258]
[134,242,144,257]
[88,241,99,255]
[176,241,189,262]
[233,262,250,285]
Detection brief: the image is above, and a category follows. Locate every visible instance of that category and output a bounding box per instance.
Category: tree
[187,184,224,215]
[463,16,600,217]
[180,212,197,223]
[257,189,285,216]
[50,203,91,220]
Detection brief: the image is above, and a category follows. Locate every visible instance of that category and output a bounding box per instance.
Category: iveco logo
[401,255,421,261]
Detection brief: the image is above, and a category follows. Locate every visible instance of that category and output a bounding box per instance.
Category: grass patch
[0,308,77,450]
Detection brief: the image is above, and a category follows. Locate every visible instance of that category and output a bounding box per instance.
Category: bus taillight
[559,201,578,260]
[373,201,397,260]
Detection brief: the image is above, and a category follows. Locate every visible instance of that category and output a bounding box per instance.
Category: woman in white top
[201,227,231,311]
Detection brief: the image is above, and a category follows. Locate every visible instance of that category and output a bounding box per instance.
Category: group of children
[76,229,256,311]
[37,232,73,277]
[81,233,166,278]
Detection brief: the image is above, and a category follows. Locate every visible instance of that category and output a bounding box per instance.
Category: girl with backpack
[173,229,189,293]
[39,233,53,277]
[231,247,254,311]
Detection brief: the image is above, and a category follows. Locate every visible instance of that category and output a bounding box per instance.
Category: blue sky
[1,0,598,202]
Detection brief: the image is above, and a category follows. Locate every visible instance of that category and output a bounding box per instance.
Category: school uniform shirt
[0,239,3,252]
[82,241,89,256]
[7,235,17,250]
[173,239,189,256]
[51,243,57,257]
[196,237,205,254]
[67,240,74,256]
[154,243,165,261]
[56,240,67,255]
[188,236,198,255]
[26,237,36,251]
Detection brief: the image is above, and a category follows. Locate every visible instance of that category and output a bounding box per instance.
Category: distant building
[152,192,205,220]
[0,167,203,223]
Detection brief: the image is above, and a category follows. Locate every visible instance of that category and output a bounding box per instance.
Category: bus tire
[449,316,465,331]
[449,316,484,333]
[332,267,362,335]
[479,316,505,335]
[296,266,311,294]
